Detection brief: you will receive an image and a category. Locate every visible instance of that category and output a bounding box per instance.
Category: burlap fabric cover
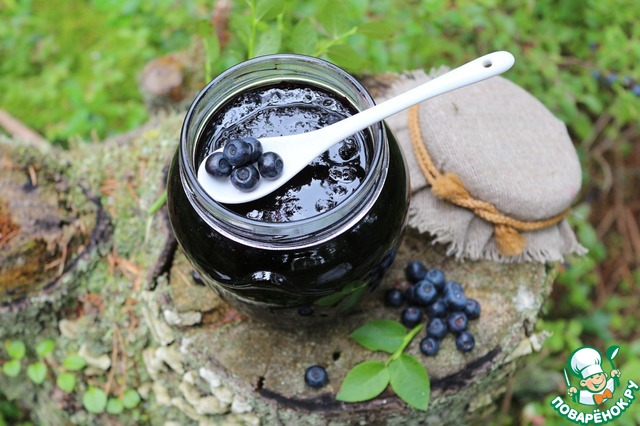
[380,69,586,262]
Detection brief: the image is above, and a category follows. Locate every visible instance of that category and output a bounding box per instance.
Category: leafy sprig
[1,339,140,415]
[2,340,25,377]
[336,320,430,411]
[26,339,55,384]
[218,0,393,72]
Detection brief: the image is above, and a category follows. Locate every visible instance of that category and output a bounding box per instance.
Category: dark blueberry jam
[196,83,370,222]
[167,55,409,328]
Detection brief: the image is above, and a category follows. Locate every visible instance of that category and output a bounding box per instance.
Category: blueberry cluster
[204,137,284,192]
[384,260,481,357]
[591,69,640,97]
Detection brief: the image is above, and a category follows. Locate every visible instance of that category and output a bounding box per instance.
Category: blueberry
[204,152,232,177]
[425,298,447,318]
[338,140,358,160]
[223,138,253,166]
[384,288,405,307]
[632,84,640,97]
[419,337,440,357]
[443,286,467,311]
[447,311,468,334]
[604,72,617,86]
[423,268,446,292]
[242,137,263,162]
[444,281,464,294]
[404,285,417,305]
[298,306,314,316]
[464,298,481,320]
[401,306,423,327]
[413,280,438,306]
[404,260,427,283]
[304,365,329,388]
[426,317,448,340]
[258,151,284,180]
[455,331,475,352]
[230,164,260,191]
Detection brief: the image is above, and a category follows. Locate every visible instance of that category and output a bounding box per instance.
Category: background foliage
[1,0,639,424]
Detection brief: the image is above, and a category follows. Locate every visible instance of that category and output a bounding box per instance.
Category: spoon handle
[312,51,515,146]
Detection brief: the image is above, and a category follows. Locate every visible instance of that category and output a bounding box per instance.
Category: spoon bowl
[198,51,515,204]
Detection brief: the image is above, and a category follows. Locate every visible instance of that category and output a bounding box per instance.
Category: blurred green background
[1,0,639,424]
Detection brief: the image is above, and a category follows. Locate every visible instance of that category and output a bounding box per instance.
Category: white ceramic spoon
[198,51,515,204]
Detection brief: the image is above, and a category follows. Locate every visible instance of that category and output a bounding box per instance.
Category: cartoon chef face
[581,372,609,392]
[569,346,607,393]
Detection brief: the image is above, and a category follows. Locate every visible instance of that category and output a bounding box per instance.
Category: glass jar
[167,54,409,327]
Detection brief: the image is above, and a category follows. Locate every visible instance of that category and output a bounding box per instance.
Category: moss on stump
[0,140,110,337]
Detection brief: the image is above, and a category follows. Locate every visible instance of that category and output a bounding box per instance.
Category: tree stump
[0,75,554,426]
[0,142,111,335]
[156,230,554,425]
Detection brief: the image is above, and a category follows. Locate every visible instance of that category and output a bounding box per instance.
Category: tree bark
[0,75,553,425]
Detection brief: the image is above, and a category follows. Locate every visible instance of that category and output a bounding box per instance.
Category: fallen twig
[0,109,48,147]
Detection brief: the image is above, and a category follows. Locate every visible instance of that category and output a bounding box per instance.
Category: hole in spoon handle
[475,51,515,74]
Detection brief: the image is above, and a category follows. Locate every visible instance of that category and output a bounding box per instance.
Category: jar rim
[179,54,388,249]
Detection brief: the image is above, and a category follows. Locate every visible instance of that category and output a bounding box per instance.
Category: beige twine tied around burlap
[379,69,587,263]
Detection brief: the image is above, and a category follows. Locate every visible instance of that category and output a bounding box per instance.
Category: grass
[1,0,639,423]
[0,0,211,144]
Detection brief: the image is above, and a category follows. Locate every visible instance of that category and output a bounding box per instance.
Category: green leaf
[230,13,252,48]
[4,340,26,360]
[106,397,124,414]
[2,359,21,377]
[56,372,77,393]
[35,339,55,358]
[326,44,365,71]
[388,354,430,411]
[193,18,215,38]
[318,1,351,37]
[203,34,220,83]
[289,18,318,56]
[82,387,107,414]
[357,21,395,40]
[148,190,167,215]
[350,320,406,353]
[255,0,286,21]
[26,362,47,384]
[121,389,141,409]
[253,27,282,57]
[336,360,389,402]
[63,354,87,371]
[577,221,599,251]
[579,93,603,114]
